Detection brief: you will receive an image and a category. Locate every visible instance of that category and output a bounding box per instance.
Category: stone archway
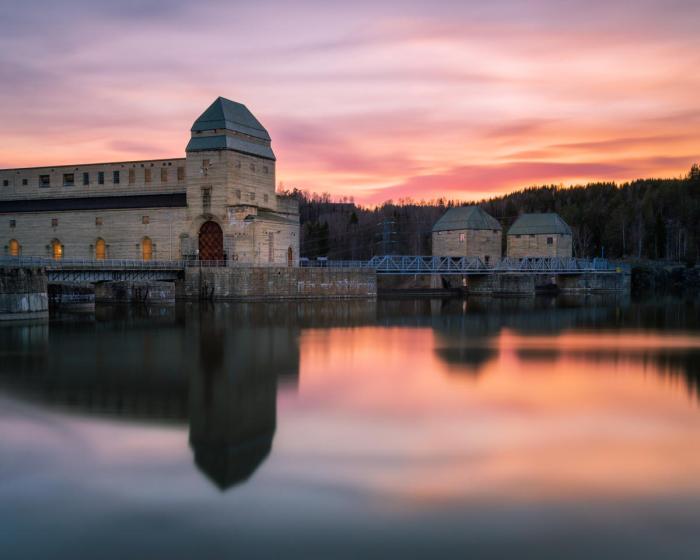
[198,221,224,262]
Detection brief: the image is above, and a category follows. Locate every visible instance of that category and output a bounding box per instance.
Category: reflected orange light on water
[287,327,700,507]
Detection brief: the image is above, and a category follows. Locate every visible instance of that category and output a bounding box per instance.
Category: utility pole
[375,219,397,256]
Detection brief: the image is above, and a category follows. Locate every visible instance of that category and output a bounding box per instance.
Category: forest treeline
[280,164,700,262]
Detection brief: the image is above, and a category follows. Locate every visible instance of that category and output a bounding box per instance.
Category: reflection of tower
[188,305,281,491]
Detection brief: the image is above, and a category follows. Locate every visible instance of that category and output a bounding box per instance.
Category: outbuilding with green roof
[506,213,572,258]
[432,206,502,262]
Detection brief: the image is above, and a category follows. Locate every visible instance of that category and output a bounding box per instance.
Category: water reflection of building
[187,304,293,489]
[0,303,300,491]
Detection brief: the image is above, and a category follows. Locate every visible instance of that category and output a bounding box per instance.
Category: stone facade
[431,206,503,261]
[0,267,48,320]
[432,229,501,262]
[506,233,572,258]
[182,267,377,300]
[0,97,299,266]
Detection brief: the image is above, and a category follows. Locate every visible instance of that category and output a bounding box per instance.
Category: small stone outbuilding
[506,213,572,258]
[432,206,502,263]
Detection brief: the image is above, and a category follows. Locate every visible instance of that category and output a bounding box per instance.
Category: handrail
[1,255,624,273]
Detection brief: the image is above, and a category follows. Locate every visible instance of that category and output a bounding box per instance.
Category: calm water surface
[2,296,700,559]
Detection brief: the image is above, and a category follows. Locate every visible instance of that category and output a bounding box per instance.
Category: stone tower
[184,97,298,264]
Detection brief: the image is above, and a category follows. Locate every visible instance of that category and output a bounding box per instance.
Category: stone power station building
[432,207,572,259]
[0,97,299,266]
[506,213,572,258]
[432,206,502,263]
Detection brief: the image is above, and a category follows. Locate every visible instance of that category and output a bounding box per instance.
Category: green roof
[432,206,501,232]
[185,135,275,161]
[508,213,572,235]
[191,97,271,141]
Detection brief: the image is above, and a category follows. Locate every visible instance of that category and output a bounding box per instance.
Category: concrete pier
[182,267,377,300]
[0,267,49,321]
[95,281,176,304]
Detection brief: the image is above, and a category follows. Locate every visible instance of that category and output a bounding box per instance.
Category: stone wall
[432,228,502,261]
[4,207,188,260]
[95,281,175,303]
[507,233,572,258]
[182,267,376,300]
[0,267,48,320]
[0,158,186,201]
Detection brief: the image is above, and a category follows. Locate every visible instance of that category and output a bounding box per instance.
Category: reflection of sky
[2,1,700,203]
[4,326,700,558]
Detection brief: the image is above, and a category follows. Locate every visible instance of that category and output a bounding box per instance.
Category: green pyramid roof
[432,206,502,232]
[187,97,275,159]
[508,213,572,235]
[190,97,271,141]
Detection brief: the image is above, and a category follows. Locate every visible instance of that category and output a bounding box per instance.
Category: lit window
[9,239,20,256]
[113,171,120,184]
[141,237,152,261]
[128,168,135,185]
[83,172,90,185]
[63,173,74,187]
[142,215,149,225]
[95,238,106,260]
[51,239,62,260]
[98,172,105,185]
[39,175,50,187]
[459,232,465,242]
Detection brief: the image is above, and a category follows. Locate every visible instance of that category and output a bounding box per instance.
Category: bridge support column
[468,274,535,296]
[0,267,48,321]
[95,281,176,303]
[557,273,625,293]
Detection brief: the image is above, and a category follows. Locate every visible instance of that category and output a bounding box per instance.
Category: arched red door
[198,221,224,262]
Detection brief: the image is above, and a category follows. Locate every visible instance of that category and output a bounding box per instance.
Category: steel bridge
[308,255,622,275]
[1,255,622,282]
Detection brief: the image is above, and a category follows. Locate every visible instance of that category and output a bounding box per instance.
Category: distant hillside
[281,164,700,262]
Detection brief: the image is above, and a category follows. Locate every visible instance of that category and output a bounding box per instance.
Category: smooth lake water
[2,296,700,559]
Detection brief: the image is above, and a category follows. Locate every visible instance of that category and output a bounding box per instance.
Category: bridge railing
[0,257,230,269]
[1,255,623,274]
[303,255,621,274]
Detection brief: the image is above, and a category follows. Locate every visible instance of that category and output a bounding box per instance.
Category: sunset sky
[1,0,699,204]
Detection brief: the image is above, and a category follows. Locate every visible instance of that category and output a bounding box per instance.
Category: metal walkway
[1,255,622,281]
[309,256,622,275]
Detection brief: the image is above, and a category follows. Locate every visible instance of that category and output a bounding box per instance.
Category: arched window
[95,238,106,260]
[9,239,20,257]
[141,237,153,261]
[51,239,63,260]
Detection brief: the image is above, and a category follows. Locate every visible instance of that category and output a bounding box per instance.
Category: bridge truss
[1,255,623,281]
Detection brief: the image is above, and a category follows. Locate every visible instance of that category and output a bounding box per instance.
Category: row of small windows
[2,166,185,188]
[7,237,154,261]
[9,216,151,228]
